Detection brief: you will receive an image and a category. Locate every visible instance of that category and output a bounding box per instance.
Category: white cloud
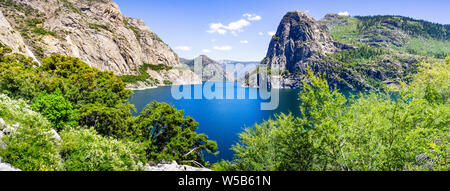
[211,39,217,43]
[243,13,262,21]
[207,23,228,34]
[267,31,276,36]
[207,19,251,35]
[240,40,249,44]
[226,19,251,31]
[202,49,211,53]
[338,11,350,16]
[258,32,264,36]
[213,45,232,51]
[304,10,310,13]
[175,46,191,51]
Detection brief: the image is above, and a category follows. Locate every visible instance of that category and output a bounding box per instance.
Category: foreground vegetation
[0,49,217,171]
[0,41,448,171]
[214,57,449,171]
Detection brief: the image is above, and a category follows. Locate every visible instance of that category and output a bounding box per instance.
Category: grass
[396,37,450,59]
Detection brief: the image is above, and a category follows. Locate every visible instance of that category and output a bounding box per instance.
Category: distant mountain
[251,11,449,90]
[180,55,234,81]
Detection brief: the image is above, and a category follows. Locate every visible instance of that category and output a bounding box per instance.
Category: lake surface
[129,82,302,163]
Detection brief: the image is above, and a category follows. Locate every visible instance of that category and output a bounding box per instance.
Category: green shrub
[163,80,173,85]
[0,42,12,57]
[60,128,146,171]
[132,101,217,165]
[31,90,79,131]
[0,93,49,130]
[0,94,61,171]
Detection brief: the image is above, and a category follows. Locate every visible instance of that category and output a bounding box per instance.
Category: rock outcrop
[262,11,344,73]
[0,159,20,171]
[0,0,200,89]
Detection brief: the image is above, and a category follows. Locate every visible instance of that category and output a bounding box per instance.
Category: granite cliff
[0,0,200,88]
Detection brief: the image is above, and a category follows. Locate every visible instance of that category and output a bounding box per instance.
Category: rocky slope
[252,11,447,90]
[0,0,200,88]
[181,55,235,81]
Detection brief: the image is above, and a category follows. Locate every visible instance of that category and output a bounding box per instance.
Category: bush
[0,54,135,138]
[60,128,146,171]
[0,54,38,100]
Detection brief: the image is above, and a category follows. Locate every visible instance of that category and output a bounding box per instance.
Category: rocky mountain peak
[262,11,341,73]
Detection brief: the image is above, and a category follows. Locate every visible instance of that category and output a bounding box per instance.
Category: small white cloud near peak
[243,13,262,21]
[211,39,217,43]
[240,40,249,44]
[202,49,212,53]
[175,46,191,51]
[213,45,232,51]
[338,11,350,16]
[207,19,251,35]
[267,31,276,36]
[258,32,264,36]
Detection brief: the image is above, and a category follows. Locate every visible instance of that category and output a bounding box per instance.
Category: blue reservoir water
[129,82,302,163]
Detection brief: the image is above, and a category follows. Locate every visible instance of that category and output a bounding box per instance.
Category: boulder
[145,161,212,171]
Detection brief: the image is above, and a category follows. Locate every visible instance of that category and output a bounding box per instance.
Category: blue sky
[114,0,450,62]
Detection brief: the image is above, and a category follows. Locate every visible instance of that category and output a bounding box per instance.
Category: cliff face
[0,0,200,88]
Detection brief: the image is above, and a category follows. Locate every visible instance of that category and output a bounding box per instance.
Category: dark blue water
[129,82,302,163]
